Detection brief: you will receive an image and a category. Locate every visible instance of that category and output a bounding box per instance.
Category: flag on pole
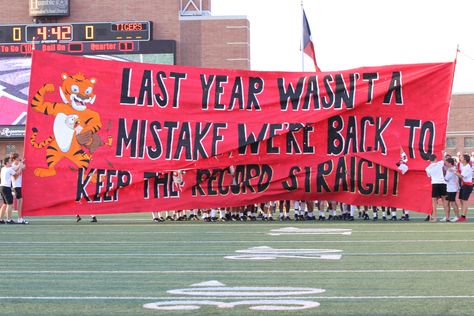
[302,9,320,72]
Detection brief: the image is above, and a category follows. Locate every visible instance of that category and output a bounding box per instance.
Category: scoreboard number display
[0,21,151,44]
[0,21,156,56]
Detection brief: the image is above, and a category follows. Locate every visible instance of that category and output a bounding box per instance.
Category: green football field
[1,210,474,316]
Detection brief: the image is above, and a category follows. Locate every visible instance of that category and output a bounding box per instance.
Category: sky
[211,0,474,94]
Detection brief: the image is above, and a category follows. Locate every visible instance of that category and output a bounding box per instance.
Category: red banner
[23,51,455,216]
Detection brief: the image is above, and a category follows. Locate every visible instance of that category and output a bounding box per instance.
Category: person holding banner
[425,154,448,222]
[0,156,21,224]
[10,153,27,224]
[456,154,473,222]
[444,157,460,222]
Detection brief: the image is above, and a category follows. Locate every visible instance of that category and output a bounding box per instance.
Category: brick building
[446,93,474,155]
[0,0,250,158]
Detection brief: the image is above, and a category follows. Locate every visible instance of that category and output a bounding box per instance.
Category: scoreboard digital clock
[0,21,151,44]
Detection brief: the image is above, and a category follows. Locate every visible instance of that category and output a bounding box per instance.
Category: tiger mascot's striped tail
[30,127,54,148]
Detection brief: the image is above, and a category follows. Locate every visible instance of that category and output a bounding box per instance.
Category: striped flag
[302,9,320,72]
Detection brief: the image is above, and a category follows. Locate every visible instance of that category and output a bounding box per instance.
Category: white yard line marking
[269,227,352,236]
[1,251,474,257]
[8,221,474,227]
[2,269,474,274]
[1,229,474,235]
[1,239,473,244]
[0,295,473,300]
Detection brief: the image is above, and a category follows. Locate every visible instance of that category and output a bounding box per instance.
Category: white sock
[294,201,300,210]
[350,205,356,216]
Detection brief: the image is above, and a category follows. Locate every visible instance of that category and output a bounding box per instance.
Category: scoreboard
[0,21,159,56]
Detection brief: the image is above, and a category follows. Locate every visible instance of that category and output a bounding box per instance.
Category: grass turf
[0,211,473,316]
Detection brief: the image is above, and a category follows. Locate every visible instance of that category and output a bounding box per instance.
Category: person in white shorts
[444,157,460,222]
[425,154,448,222]
[0,156,21,224]
[456,154,473,222]
[10,153,27,224]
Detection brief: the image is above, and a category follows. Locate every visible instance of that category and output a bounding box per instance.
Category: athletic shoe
[17,219,29,224]
[348,216,354,221]
[382,216,387,221]
[0,220,5,224]
[153,218,161,223]
[391,216,397,221]
[400,215,410,221]
[76,215,81,222]
[6,220,16,224]
[450,216,459,222]
[90,216,98,223]
[440,217,447,222]
[424,215,431,221]
[457,217,467,222]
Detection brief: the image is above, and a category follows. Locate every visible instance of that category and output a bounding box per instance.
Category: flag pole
[301,0,305,71]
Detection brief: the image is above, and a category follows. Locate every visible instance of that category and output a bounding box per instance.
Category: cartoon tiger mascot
[30,73,101,177]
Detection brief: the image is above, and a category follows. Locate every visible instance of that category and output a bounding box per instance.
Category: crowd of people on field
[425,152,473,222]
[1,151,473,224]
[150,201,411,223]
